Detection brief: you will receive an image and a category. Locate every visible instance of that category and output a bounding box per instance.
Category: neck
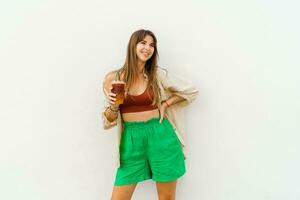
[137,61,146,74]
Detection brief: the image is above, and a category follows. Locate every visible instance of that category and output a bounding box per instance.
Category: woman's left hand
[159,102,168,123]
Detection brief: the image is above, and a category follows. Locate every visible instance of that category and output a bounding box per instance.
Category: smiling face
[136,35,155,63]
[122,29,160,105]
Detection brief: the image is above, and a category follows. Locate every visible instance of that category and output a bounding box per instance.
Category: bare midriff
[121,109,160,122]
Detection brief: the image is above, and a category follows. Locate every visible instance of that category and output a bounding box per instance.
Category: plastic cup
[111,81,125,105]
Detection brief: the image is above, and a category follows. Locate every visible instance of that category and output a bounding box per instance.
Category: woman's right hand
[107,86,119,109]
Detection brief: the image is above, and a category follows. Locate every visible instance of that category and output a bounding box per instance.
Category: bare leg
[111,183,138,200]
[156,180,177,200]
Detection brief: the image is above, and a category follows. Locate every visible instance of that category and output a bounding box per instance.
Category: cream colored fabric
[102,67,199,167]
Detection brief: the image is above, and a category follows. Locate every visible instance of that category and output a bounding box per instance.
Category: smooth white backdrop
[0,0,299,199]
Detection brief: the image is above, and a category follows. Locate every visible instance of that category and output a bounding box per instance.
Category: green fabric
[114,117,186,186]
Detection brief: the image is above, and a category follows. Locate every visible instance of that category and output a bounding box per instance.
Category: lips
[142,51,150,56]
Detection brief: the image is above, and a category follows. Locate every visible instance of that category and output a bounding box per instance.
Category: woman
[102,29,198,200]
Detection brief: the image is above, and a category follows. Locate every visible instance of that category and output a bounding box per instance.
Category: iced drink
[111,81,125,105]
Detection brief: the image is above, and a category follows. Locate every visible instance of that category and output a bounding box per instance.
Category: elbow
[174,90,198,106]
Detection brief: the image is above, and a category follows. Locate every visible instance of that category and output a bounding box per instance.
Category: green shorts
[114,116,186,186]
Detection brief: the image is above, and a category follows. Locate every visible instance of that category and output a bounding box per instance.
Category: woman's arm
[159,95,186,123]
[102,71,119,129]
[158,68,199,107]
[162,95,185,107]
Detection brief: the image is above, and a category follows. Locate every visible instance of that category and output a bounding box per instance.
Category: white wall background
[0,0,299,199]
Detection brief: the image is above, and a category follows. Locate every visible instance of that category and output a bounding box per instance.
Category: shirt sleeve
[101,76,118,130]
[157,67,199,107]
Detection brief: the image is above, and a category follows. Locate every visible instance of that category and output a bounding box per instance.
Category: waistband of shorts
[123,116,160,128]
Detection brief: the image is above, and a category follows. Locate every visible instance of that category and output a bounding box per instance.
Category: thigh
[156,180,177,200]
[148,118,186,182]
[114,126,151,186]
[111,183,138,200]
[148,118,182,154]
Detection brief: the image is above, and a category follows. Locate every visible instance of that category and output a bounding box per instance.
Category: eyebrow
[141,40,155,45]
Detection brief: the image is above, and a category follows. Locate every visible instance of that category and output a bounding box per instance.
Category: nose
[144,45,150,50]
[144,44,152,50]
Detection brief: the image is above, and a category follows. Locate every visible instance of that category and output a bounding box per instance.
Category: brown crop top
[115,71,158,113]
[119,86,158,113]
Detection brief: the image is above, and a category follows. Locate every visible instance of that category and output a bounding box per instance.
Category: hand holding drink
[110,80,126,106]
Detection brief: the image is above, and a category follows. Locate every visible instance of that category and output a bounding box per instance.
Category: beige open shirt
[102,67,199,168]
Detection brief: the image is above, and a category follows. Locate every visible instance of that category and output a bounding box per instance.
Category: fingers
[159,113,166,123]
[107,92,117,106]
[109,96,116,103]
[109,100,116,105]
[108,92,116,97]
[159,109,164,123]
[159,116,163,123]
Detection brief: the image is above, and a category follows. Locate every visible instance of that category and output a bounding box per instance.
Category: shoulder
[102,69,120,95]
[103,71,115,83]
[103,69,119,84]
[157,66,168,79]
[102,70,119,94]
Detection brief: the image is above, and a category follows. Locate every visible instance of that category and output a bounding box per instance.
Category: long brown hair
[116,29,161,106]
